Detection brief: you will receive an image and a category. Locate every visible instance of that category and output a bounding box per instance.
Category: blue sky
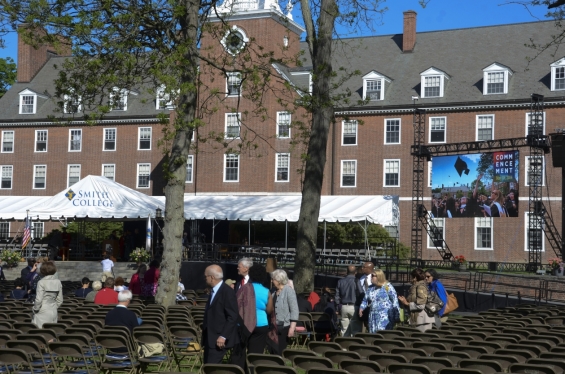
[0,0,552,61]
[432,154,484,190]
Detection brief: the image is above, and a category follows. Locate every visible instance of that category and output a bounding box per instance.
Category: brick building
[0,4,563,264]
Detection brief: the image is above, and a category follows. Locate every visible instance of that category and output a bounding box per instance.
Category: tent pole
[248,219,251,246]
[212,218,215,245]
[285,220,288,251]
[323,221,326,254]
[365,218,369,261]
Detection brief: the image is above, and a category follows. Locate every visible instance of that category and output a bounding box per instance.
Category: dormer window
[550,57,565,91]
[109,88,128,111]
[156,86,175,110]
[362,71,391,101]
[483,63,512,95]
[420,67,449,98]
[64,92,82,114]
[18,89,44,114]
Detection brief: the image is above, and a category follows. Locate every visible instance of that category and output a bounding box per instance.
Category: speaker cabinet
[550,133,565,167]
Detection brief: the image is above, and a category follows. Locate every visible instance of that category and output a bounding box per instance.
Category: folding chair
[166,324,202,371]
[292,355,333,371]
[253,364,297,374]
[48,341,99,374]
[200,363,245,374]
[95,334,140,374]
[339,359,383,373]
[133,328,172,372]
[0,348,38,374]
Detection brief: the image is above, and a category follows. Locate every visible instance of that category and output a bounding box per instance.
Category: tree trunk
[155,0,199,306]
[294,0,337,294]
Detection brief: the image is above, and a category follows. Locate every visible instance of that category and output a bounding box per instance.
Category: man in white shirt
[235,257,252,293]
[101,255,114,281]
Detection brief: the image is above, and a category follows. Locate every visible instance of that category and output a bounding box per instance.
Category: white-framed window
[341,160,356,187]
[429,117,446,143]
[525,156,545,187]
[342,120,357,145]
[137,163,151,188]
[427,218,445,248]
[526,112,546,136]
[186,155,193,183]
[33,165,46,189]
[0,222,10,239]
[225,113,241,139]
[102,164,115,181]
[385,119,401,144]
[476,115,494,141]
[69,129,82,152]
[475,217,493,250]
[1,131,14,153]
[104,128,116,151]
[224,154,239,182]
[276,153,290,182]
[421,67,449,98]
[138,127,152,150]
[385,225,398,240]
[67,164,81,187]
[550,57,565,91]
[35,130,47,152]
[276,112,291,138]
[156,86,175,109]
[226,72,242,96]
[109,88,127,111]
[362,71,390,101]
[32,222,44,239]
[63,93,81,114]
[524,212,545,252]
[365,80,382,100]
[483,63,512,95]
[383,159,400,187]
[20,94,36,114]
[1,166,12,189]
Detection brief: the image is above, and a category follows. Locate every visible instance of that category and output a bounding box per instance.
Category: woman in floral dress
[359,269,401,332]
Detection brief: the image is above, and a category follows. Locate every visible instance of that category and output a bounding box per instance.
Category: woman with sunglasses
[358,269,401,332]
[398,268,437,332]
[425,269,448,318]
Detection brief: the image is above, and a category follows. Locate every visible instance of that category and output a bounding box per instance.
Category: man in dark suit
[104,290,141,333]
[202,264,239,365]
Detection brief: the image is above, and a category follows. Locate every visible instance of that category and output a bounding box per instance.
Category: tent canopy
[177,195,399,225]
[2,175,165,220]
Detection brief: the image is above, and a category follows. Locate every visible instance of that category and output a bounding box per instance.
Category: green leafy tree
[0,57,15,97]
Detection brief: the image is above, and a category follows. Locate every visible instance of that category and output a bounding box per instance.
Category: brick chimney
[17,26,72,83]
[403,10,417,53]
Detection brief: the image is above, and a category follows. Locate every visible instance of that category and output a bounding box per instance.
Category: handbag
[424,289,444,317]
[385,283,400,324]
[443,293,459,315]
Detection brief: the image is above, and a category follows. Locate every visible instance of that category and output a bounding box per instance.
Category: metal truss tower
[411,108,427,263]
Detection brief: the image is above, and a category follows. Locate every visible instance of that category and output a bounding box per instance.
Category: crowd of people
[431,174,519,218]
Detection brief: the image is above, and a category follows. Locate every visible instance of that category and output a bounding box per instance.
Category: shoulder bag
[443,293,459,315]
[424,289,444,317]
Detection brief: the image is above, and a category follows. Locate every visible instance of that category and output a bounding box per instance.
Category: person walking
[202,265,239,365]
[398,268,437,332]
[335,265,359,336]
[32,261,63,328]
[235,257,252,293]
[425,269,448,319]
[141,260,160,298]
[359,269,400,332]
[129,264,147,295]
[268,269,298,355]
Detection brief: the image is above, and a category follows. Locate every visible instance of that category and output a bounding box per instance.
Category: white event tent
[0,175,164,220]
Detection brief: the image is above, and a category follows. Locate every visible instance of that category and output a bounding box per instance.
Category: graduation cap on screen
[454,156,470,177]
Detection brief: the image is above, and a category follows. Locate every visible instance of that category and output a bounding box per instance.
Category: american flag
[21,217,31,249]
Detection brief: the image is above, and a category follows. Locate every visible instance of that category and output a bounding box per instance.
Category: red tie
[241,278,245,286]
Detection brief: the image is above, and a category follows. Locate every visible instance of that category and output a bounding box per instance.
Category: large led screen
[430,151,519,218]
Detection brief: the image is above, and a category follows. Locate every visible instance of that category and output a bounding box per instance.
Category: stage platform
[2,261,140,282]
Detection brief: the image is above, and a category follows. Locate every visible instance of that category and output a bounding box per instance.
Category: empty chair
[390,348,427,362]
[433,351,471,366]
[308,341,342,356]
[429,338,462,350]
[323,350,361,366]
[367,353,408,370]
[373,339,406,353]
[437,369,482,374]
[253,364,297,374]
[292,356,333,371]
[478,354,518,372]
[413,342,448,356]
[334,337,365,350]
[412,357,453,373]
[348,344,382,359]
[282,349,316,363]
[509,363,557,374]
[412,332,440,342]
[452,345,488,359]
[376,330,406,339]
[247,353,285,369]
[507,343,544,357]
[339,359,383,373]
[458,359,502,374]
[354,333,381,345]
[494,348,534,363]
[528,358,565,373]
[388,363,431,374]
[468,341,502,354]
[457,332,488,341]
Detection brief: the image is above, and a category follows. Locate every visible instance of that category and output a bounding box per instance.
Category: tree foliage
[0,56,15,98]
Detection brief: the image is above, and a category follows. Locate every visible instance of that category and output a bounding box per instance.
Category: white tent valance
[177,195,399,225]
